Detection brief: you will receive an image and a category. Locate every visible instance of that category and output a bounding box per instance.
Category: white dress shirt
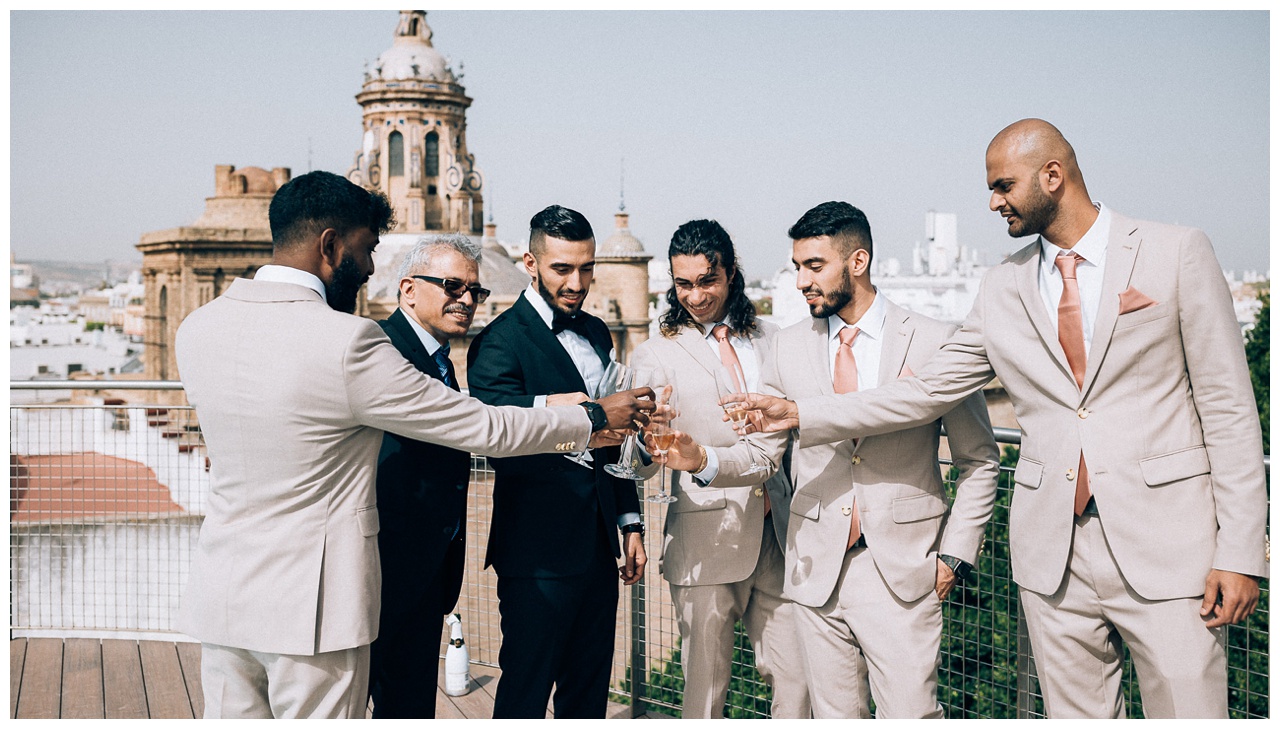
[1038,202,1110,355]
[254,264,327,303]
[399,303,446,356]
[827,288,887,391]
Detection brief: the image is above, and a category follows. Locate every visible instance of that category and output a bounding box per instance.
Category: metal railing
[8,381,1270,718]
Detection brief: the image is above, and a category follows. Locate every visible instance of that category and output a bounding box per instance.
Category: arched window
[424,131,439,177]
[389,131,404,177]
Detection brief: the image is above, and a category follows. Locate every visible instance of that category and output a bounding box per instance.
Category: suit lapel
[1081,214,1142,396]
[1013,241,1076,384]
[877,302,914,387]
[673,325,724,378]
[511,296,589,393]
[807,317,834,396]
[384,308,437,377]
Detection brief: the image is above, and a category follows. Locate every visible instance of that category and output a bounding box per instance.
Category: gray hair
[396,233,483,280]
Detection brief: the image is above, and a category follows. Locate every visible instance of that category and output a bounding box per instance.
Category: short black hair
[528,205,594,256]
[787,201,873,263]
[659,219,758,338]
[268,170,395,250]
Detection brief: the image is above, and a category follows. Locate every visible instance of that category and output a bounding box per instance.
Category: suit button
[754,488,764,497]
[455,482,465,491]
[841,506,852,516]
[851,455,862,465]
[1077,407,1090,419]
[442,526,452,535]
[1066,468,1076,481]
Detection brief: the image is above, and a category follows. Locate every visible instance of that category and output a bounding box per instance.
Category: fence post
[1015,597,1038,718]
[629,571,647,717]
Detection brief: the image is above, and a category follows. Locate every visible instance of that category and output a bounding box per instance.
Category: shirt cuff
[618,512,641,528]
[692,448,720,486]
[533,394,547,408]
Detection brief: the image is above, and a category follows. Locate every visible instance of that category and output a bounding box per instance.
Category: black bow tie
[551,310,591,337]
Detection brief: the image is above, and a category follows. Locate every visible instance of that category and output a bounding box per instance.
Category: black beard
[325,253,365,314]
[807,266,854,319]
[536,274,583,316]
[1007,184,1058,238]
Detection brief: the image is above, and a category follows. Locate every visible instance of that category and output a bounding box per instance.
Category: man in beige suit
[663,204,999,718]
[743,121,1268,718]
[630,219,810,719]
[175,171,654,719]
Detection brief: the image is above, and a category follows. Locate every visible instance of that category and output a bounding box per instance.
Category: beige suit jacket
[174,279,590,656]
[630,321,792,586]
[797,214,1269,599]
[764,302,999,607]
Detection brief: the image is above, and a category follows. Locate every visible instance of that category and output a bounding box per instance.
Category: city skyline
[11,10,1270,278]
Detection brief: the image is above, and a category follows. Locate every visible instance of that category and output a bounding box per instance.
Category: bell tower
[347,10,484,234]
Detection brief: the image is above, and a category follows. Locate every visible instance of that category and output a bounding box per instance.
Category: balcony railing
[8,381,1270,718]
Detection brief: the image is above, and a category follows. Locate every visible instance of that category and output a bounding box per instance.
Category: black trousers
[369,554,449,719]
[492,524,619,719]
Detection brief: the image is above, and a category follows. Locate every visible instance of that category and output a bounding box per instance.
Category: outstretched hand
[597,387,656,431]
[733,393,799,433]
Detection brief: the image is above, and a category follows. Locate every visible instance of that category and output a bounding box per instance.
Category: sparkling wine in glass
[646,367,678,504]
[603,364,644,479]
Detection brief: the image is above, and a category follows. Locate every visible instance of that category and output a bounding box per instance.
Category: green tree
[1244,289,1269,454]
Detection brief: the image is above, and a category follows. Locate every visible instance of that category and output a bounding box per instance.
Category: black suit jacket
[375,308,471,614]
[466,295,639,579]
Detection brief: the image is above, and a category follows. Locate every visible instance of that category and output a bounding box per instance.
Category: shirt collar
[827,288,885,343]
[398,303,444,355]
[1041,202,1110,270]
[254,264,327,303]
[522,284,556,330]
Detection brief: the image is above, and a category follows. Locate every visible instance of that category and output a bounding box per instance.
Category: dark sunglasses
[412,275,491,304]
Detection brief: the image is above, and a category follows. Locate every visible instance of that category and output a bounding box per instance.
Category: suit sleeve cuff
[693,447,720,486]
[618,512,641,528]
[533,394,547,408]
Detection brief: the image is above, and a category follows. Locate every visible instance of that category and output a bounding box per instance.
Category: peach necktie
[833,326,862,548]
[1054,253,1092,516]
[713,325,768,515]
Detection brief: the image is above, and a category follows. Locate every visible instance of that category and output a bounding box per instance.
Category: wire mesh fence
[8,384,1270,718]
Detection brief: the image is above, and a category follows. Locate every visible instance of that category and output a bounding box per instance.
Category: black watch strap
[939,554,972,582]
[620,522,645,537]
[579,400,608,432]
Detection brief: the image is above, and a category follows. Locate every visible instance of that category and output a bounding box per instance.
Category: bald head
[987,118,1082,182]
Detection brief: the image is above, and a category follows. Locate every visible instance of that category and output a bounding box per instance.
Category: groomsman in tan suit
[630,219,810,719]
[662,204,999,718]
[175,171,654,718]
[743,120,1268,718]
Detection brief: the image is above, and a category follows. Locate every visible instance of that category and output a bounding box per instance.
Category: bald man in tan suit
[743,121,1268,718]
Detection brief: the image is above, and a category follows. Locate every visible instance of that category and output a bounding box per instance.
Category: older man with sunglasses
[367,233,492,718]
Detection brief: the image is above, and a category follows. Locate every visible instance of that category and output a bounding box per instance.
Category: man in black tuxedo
[467,205,648,718]
[368,233,492,718]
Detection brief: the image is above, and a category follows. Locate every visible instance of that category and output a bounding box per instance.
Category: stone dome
[373,11,450,82]
[599,211,649,258]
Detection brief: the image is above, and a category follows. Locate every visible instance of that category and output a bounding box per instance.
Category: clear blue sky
[10,10,1270,277]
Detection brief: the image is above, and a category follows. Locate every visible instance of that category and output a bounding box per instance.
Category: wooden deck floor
[10,638,660,719]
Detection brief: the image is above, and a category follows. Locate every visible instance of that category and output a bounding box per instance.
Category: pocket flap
[356,505,380,537]
[789,491,821,521]
[1013,457,1044,489]
[670,489,726,514]
[1139,446,1210,486]
[892,493,948,523]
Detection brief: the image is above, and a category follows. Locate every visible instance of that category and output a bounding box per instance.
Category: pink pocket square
[898,364,915,379]
[1118,287,1158,314]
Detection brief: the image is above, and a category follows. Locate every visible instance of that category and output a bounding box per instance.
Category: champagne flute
[603,364,645,479]
[715,364,768,476]
[645,366,678,504]
[567,360,630,469]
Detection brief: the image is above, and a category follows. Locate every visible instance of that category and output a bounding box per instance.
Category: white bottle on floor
[444,613,471,696]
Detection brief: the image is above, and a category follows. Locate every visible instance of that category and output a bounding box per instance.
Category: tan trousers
[1019,513,1227,718]
[200,642,371,719]
[669,521,811,719]
[793,546,943,719]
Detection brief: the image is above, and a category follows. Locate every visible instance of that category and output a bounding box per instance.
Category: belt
[848,534,868,551]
